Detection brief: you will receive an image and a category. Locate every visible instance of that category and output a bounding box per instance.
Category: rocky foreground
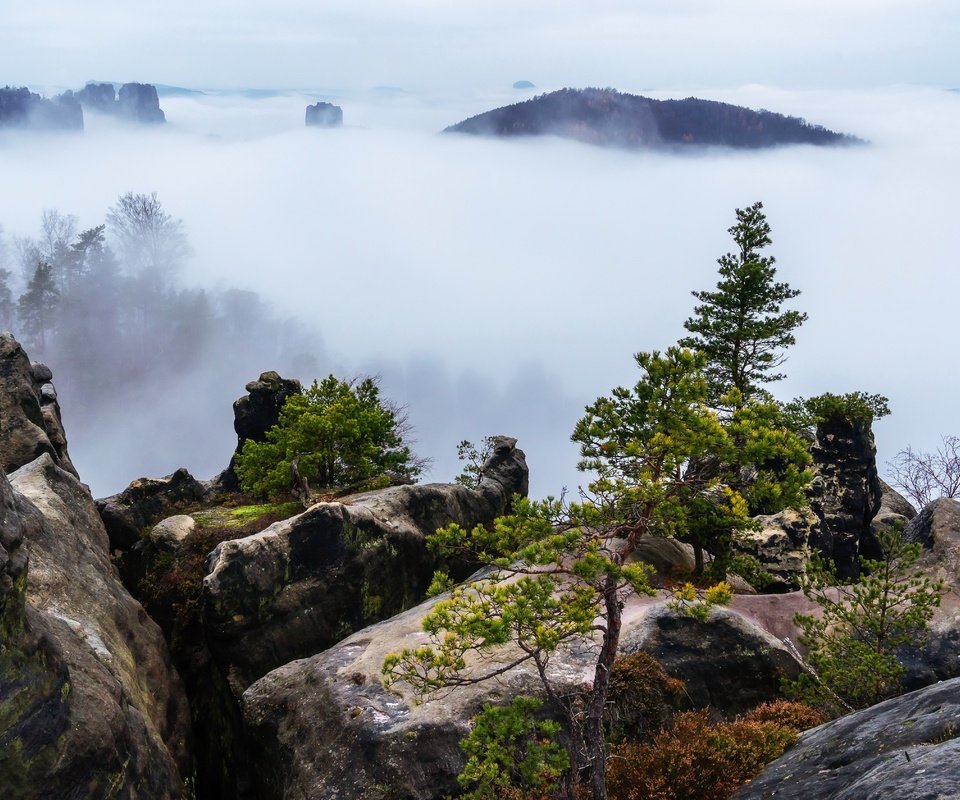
[2,330,960,798]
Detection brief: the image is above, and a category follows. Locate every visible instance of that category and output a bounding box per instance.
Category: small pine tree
[0,266,14,330]
[680,202,807,407]
[787,524,946,714]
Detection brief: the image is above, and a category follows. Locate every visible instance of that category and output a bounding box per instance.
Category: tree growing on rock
[680,202,807,408]
[17,261,59,352]
[235,374,423,497]
[787,524,946,714]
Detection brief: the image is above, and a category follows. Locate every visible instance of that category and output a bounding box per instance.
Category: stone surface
[203,436,530,695]
[95,467,206,551]
[305,101,343,127]
[241,592,802,800]
[0,455,190,799]
[734,677,960,800]
[737,508,820,589]
[117,83,166,123]
[0,333,78,477]
[807,417,883,578]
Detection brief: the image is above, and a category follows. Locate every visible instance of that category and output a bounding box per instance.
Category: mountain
[0,86,82,131]
[444,87,858,149]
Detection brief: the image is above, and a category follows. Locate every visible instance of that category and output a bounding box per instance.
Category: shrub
[457,696,569,800]
[787,391,890,428]
[606,710,796,800]
[606,652,686,743]
[741,700,826,733]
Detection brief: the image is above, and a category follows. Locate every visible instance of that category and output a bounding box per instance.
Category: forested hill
[444,88,857,149]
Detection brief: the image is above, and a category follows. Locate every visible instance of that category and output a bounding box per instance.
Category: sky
[1,2,959,499]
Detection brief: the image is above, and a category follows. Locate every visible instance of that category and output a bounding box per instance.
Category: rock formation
[0,86,83,130]
[203,436,529,694]
[305,101,343,128]
[74,81,166,124]
[95,467,206,551]
[215,370,302,491]
[735,677,960,799]
[0,333,77,477]
[807,413,884,578]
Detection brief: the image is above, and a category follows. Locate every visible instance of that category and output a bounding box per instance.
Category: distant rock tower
[305,101,343,128]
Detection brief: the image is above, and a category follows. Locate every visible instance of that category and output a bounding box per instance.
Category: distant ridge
[444,87,858,149]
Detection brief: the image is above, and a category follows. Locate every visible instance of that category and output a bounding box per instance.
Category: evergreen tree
[17,261,59,352]
[680,202,807,407]
[0,267,14,330]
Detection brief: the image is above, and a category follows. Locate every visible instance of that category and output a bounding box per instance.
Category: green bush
[606,709,796,800]
[234,375,422,497]
[786,391,890,428]
[457,696,569,800]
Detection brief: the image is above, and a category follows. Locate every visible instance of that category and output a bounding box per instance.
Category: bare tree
[106,191,191,275]
[887,435,960,509]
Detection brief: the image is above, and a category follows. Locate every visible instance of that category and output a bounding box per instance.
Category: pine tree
[17,261,59,353]
[680,202,807,407]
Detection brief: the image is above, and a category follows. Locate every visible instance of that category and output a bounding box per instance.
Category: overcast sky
[2,1,958,93]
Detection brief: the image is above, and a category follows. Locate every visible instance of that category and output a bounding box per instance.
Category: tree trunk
[583,574,622,800]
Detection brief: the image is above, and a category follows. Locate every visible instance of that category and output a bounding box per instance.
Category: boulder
[95,467,206,551]
[807,416,883,578]
[203,436,530,695]
[0,455,191,798]
[305,101,343,128]
[214,370,302,492]
[241,592,801,800]
[0,333,78,477]
[734,677,960,800]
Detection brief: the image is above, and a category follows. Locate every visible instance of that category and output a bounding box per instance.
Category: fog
[1,83,959,500]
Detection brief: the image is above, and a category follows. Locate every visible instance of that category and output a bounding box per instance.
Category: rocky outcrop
[736,508,820,590]
[203,436,529,695]
[807,416,883,578]
[74,82,166,123]
[241,592,801,800]
[0,333,77,477]
[0,86,83,130]
[734,677,960,800]
[118,83,165,123]
[305,101,343,128]
[0,455,190,798]
[96,467,206,551]
[215,370,302,491]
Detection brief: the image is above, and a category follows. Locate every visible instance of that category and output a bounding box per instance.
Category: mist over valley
[1,83,958,499]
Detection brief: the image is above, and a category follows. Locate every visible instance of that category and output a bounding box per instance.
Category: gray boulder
[203,436,530,695]
[0,455,190,798]
[95,466,206,551]
[734,677,960,800]
[305,101,343,127]
[0,333,77,477]
[240,591,801,800]
[736,508,820,589]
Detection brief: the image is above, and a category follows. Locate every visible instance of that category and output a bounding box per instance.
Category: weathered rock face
[734,677,960,800]
[117,82,166,123]
[736,508,820,590]
[203,436,529,695]
[96,466,206,551]
[0,455,191,799]
[807,417,883,578]
[74,81,166,123]
[241,593,801,800]
[215,370,302,491]
[0,86,83,130]
[305,101,343,127]
[0,333,77,477]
